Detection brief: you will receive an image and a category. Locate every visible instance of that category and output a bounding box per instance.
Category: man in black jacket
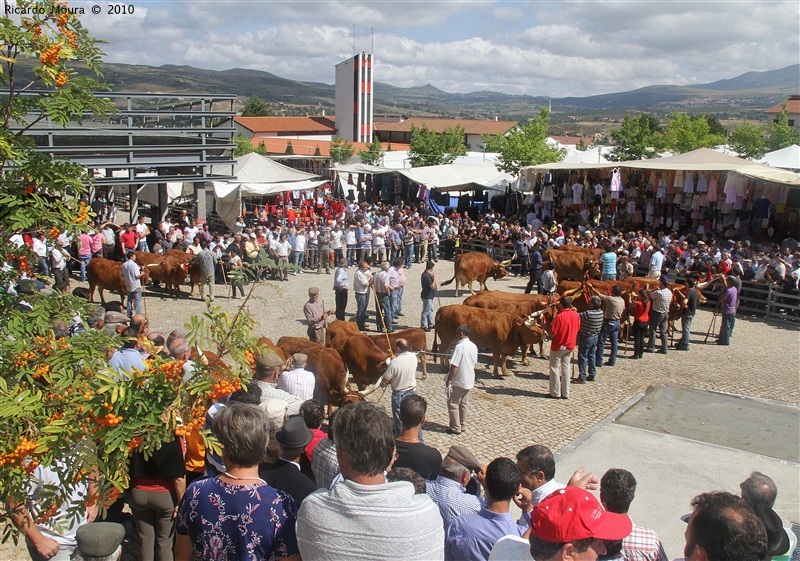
[259,416,318,506]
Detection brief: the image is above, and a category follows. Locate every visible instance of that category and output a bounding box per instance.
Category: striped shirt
[648,288,672,314]
[579,309,604,337]
[278,368,316,403]
[426,475,482,530]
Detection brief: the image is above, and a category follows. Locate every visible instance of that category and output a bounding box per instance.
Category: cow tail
[441,275,455,287]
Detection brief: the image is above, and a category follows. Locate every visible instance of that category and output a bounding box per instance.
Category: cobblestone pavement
[3,260,798,559]
[115,260,800,463]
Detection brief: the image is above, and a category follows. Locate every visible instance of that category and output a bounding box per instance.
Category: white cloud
[78,0,799,97]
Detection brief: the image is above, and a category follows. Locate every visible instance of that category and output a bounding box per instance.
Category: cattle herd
[200,249,714,416]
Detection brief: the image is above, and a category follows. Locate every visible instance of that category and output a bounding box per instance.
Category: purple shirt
[722,285,738,315]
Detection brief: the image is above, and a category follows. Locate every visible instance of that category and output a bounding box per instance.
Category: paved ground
[3,260,799,558]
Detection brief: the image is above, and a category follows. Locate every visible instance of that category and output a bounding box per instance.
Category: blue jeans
[355,290,369,330]
[578,334,598,380]
[391,388,422,439]
[421,298,435,329]
[293,251,304,270]
[596,320,620,366]
[678,312,694,349]
[127,287,143,318]
[392,286,404,317]
[137,240,149,252]
[346,244,357,267]
[404,244,414,268]
[718,313,735,345]
[377,293,393,332]
[78,254,92,281]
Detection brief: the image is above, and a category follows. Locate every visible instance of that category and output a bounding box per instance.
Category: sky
[76,0,800,98]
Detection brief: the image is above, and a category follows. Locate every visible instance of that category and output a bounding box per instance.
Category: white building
[334,52,374,143]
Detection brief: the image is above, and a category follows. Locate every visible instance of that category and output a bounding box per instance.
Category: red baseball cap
[532,487,632,542]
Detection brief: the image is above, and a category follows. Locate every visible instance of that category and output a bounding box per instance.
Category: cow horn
[360,380,382,397]
[145,263,160,269]
[499,259,512,266]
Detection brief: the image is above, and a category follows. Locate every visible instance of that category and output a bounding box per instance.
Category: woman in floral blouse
[175,404,301,561]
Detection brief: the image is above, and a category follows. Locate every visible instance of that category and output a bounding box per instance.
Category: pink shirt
[78,233,92,257]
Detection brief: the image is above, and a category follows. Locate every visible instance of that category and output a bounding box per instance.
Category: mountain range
[22,59,800,121]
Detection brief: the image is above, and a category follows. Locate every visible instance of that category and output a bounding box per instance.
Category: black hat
[754,503,790,557]
[275,416,313,449]
[76,522,125,557]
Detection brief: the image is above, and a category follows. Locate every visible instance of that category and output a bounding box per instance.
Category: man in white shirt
[32,231,49,276]
[183,219,199,245]
[278,353,316,403]
[648,247,664,279]
[333,258,349,321]
[353,261,373,331]
[272,232,291,280]
[515,445,566,508]
[121,251,145,317]
[292,229,306,274]
[380,339,420,437]
[444,324,478,435]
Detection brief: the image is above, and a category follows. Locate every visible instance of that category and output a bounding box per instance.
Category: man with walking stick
[304,287,333,344]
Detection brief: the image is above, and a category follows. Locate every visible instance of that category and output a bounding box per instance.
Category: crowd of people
[3,194,798,561]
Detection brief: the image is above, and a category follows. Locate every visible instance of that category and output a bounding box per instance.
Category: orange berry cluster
[24,183,37,195]
[39,43,61,65]
[208,378,242,400]
[55,71,67,87]
[12,350,36,368]
[126,436,143,452]
[175,404,207,436]
[35,364,50,377]
[73,201,89,224]
[63,29,77,48]
[157,360,184,383]
[244,350,255,365]
[97,409,123,428]
[49,227,60,239]
[34,502,60,524]
[56,12,68,27]
[0,437,38,467]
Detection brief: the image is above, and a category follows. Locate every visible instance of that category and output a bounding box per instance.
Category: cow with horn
[440,252,510,297]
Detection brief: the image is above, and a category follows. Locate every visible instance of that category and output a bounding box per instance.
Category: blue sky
[77,0,800,97]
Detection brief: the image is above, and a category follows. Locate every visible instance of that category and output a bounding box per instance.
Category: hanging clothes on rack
[696,173,708,193]
[683,171,695,194]
[706,173,719,203]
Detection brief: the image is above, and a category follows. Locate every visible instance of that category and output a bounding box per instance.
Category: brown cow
[136,252,189,298]
[337,335,392,392]
[557,244,604,261]
[463,292,552,359]
[432,305,544,376]
[543,249,601,281]
[275,336,358,413]
[326,320,430,378]
[441,252,510,297]
[87,258,150,305]
[255,336,287,369]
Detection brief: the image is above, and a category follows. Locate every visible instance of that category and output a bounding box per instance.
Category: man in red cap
[489,486,631,560]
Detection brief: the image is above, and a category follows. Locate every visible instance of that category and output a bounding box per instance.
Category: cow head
[491,262,509,280]
[140,266,151,284]
[585,259,602,279]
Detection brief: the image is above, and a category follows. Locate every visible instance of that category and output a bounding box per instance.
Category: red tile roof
[249,137,409,157]
[235,116,336,134]
[550,135,595,146]
[765,97,800,114]
[374,117,517,136]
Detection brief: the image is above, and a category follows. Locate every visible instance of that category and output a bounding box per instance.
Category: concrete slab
[554,388,800,559]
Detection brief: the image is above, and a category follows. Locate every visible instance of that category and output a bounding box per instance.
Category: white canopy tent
[760,145,800,171]
[211,153,326,228]
[522,147,800,187]
[395,162,515,193]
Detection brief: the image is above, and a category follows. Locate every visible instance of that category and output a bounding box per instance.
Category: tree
[705,115,726,137]
[576,139,588,151]
[358,137,383,165]
[0,1,251,542]
[658,112,726,153]
[767,105,800,151]
[408,124,467,167]
[234,134,254,156]
[488,109,564,174]
[285,141,294,155]
[329,136,353,164]
[729,121,767,159]
[608,112,660,161]
[241,96,272,117]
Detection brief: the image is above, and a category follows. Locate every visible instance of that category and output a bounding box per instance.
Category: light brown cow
[433,305,545,376]
[441,252,510,297]
[326,320,430,378]
[557,244,604,261]
[136,252,189,298]
[336,335,392,391]
[275,336,359,414]
[543,249,601,281]
[87,258,150,305]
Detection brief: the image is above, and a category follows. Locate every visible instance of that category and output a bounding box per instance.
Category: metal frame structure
[5,91,237,221]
